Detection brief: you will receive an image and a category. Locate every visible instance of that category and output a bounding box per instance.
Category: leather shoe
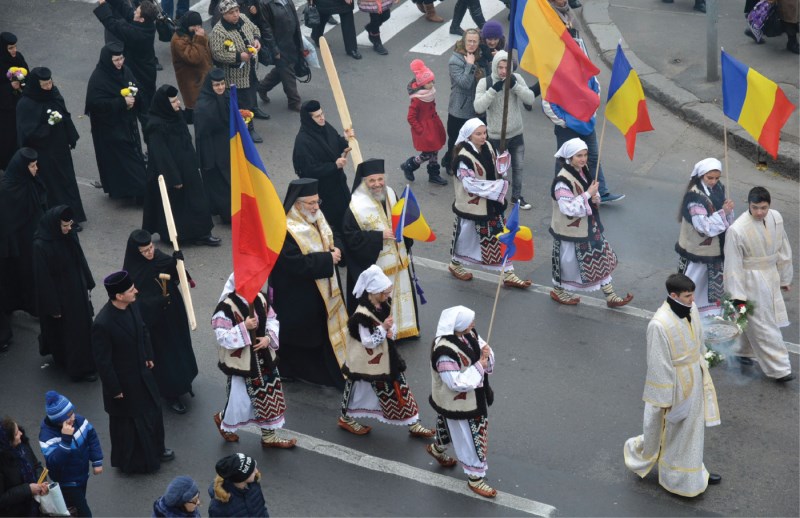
[194,235,222,247]
[568,0,581,7]
[249,128,264,143]
[776,373,796,382]
[168,399,187,414]
[160,449,175,462]
[708,473,721,485]
[253,107,270,120]
[347,50,362,60]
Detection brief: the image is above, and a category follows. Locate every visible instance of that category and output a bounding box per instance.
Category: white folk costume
[675,159,734,317]
[428,306,497,498]
[339,266,433,438]
[724,209,793,379]
[549,138,632,307]
[624,298,721,497]
[212,274,295,448]
[342,159,420,340]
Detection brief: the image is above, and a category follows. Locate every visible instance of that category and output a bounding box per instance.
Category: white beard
[300,207,321,223]
[370,188,386,202]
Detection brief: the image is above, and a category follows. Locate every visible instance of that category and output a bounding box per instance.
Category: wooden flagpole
[484,257,508,347]
[594,117,607,184]
[319,36,363,168]
[157,175,197,330]
[722,116,731,198]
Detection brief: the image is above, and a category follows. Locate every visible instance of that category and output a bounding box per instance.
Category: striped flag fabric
[498,202,534,262]
[721,50,796,159]
[508,0,601,122]
[391,185,435,243]
[229,86,286,303]
[605,44,654,160]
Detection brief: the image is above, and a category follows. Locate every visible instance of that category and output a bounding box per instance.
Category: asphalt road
[1,0,798,516]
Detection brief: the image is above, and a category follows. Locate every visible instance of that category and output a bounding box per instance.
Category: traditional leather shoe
[253,107,270,120]
[408,423,435,438]
[468,478,497,498]
[607,293,634,308]
[160,449,175,461]
[261,437,297,449]
[503,273,532,289]
[213,413,239,442]
[426,444,457,467]
[338,416,371,435]
[194,235,222,247]
[448,263,473,281]
[550,290,580,305]
[347,49,363,60]
[708,473,721,485]
[168,399,187,414]
[776,373,796,382]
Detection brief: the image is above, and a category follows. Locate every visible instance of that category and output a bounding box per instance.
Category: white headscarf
[455,118,486,146]
[352,265,392,298]
[218,273,236,302]
[554,138,588,161]
[690,158,722,178]
[435,306,476,339]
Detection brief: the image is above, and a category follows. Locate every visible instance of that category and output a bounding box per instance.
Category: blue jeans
[553,125,609,196]
[490,134,525,200]
[161,0,189,20]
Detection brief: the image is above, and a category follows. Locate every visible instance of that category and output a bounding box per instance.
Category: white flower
[739,305,747,314]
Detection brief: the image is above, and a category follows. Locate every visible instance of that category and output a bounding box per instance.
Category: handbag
[762,1,784,38]
[35,482,70,517]
[295,57,312,84]
[155,10,177,42]
[747,0,782,42]
[303,1,321,29]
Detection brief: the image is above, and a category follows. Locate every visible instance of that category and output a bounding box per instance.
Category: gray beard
[300,208,321,223]
[370,189,386,202]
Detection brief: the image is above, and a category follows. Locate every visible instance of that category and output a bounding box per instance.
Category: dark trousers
[238,66,260,111]
[160,0,189,19]
[450,0,486,30]
[61,484,92,517]
[312,12,357,53]
[442,114,469,173]
[259,64,301,108]
[365,10,391,34]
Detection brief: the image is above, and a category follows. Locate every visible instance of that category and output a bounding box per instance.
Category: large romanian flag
[229,86,286,303]
[606,44,654,160]
[721,50,795,159]
[509,0,601,122]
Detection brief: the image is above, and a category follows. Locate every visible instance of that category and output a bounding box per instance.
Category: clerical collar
[666,296,691,322]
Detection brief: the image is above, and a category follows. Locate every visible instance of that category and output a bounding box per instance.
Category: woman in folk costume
[211,273,296,449]
[426,306,497,498]
[339,265,434,438]
[549,138,633,307]
[675,158,734,318]
[448,118,530,289]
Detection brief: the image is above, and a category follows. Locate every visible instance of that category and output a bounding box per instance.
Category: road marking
[240,426,557,516]
[412,256,800,355]
[410,0,506,55]
[356,1,424,48]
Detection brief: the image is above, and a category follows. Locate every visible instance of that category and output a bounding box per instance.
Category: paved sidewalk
[579,0,799,178]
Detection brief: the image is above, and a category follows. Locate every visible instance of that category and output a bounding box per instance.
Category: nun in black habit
[0,148,47,317]
[142,84,220,246]
[291,100,352,240]
[85,43,146,200]
[32,206,96,381]
[194,69,231,224]
[123,230,198,414]
[17,67,86,225]
[0,32,28,171]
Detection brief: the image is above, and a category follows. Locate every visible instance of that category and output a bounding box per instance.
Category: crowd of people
[0,0,796,515]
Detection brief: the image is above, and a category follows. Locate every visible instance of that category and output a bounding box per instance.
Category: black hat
[302,100,321,113]
[129,229,152,247]
[30,67,51,81]
[215,453,256,483]
[208,68,225,82]
[59,206,74,222]
[105,42,124,56]
[20,147,38,162]
[351,158,385,193]
[162,84,179,98]
[104,270,134,299]
[185,11,203,27]
[1,33,17,46]
[282,178,318,212]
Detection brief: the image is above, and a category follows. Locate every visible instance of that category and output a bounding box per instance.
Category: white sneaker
[513,197,532,210]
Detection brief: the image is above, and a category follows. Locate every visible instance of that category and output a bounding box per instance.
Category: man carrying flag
[341,159,421,340]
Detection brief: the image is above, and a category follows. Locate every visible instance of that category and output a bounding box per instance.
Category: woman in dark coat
[17,68,86,226]
[142,84,220,246]
[291,100,351,239]
[123,229,198,414]
[0,417,48,517]
[0,148,47,318]
[32,205,96,381]
[85,43,146,200]
[310,0,360,59]
[194,69,231,223]
[0,33,28,171]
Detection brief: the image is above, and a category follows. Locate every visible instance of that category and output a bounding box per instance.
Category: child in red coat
[401,59,447,186]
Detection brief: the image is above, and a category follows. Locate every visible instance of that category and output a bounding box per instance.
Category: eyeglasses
[300,199,322,208]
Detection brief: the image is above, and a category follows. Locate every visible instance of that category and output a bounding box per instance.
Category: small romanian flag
[605,44,654,160]
[392,186,435,243]
[498,202,534,262]
[721,50,796,159]
[229,85,286,303]
[509,0,601,122]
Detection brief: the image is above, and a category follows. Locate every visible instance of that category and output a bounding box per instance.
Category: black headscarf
[0,420,37,516]
[297,100,343,163]
[21,67,57,103]
[194,69,229,141]
[148,84,182,122]
[85,43,137,115]
[17,67,73,147]
[33,205,94,290]
[122,229,177,325]
[0,32,28,111]
[0,148,46,241]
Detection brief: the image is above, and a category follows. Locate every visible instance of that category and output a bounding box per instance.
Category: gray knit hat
[218,0,239,13]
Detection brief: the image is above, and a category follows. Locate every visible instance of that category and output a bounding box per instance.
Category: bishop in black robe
[194,69,231,224]
[0,32,28,171]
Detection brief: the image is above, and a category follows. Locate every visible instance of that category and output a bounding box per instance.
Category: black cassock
[33,206,95,378]
[17,76,86,222]
[84,44,146,199]
[270,232,346,390]
[194,73,230,223]
[0,149,47,316]
[0,40,27,170]
[91,300,165,474]
[123,237,197,400]
[142,85,214,242]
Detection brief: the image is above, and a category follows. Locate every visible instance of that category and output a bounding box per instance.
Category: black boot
[693,0,706,12]
[450,0,468,35]
[248,122,263,143]
[367,29,388,55]
[427,162,447,186]
[467,0,486,28]
[400,157,420,181]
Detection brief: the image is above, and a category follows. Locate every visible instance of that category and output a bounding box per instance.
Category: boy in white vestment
[624,273,721,497]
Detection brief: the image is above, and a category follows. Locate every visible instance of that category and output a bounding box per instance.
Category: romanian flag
[498,202,534,262]
[605,44,654,160]
[391,186,435,243]
[721,50,796,159]
[229,86,286,303]
[509,0,601,122]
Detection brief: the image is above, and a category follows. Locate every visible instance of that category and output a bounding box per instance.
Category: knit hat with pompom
[410,59,435,87]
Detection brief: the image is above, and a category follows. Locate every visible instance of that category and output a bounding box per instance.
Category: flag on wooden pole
[605,44,654,160]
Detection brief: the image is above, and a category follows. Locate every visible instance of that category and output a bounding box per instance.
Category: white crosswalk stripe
[410,0,505,55]
[355,1,424,48]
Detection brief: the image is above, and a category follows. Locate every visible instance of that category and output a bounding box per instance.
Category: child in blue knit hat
[39,391,103,517]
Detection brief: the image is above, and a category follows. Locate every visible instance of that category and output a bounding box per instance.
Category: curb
[578,0,799,180]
